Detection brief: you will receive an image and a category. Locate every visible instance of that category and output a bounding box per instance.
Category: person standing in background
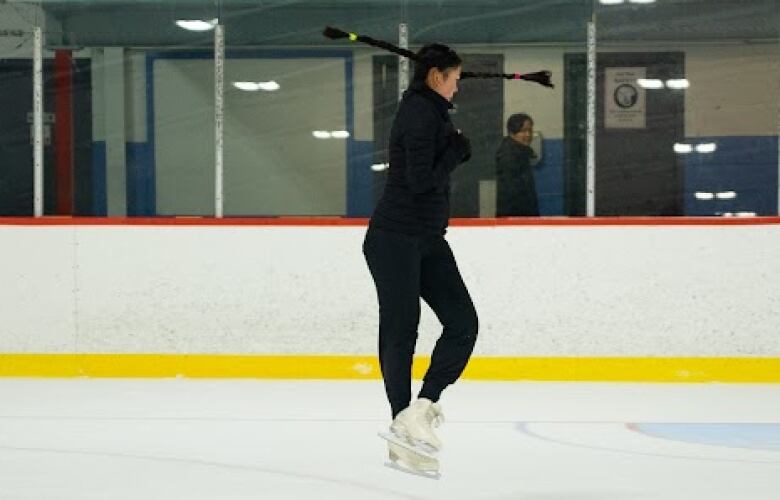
[495,113,539,216]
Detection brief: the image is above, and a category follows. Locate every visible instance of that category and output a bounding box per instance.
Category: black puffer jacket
[370,82,470,236]
[495,137,539,216]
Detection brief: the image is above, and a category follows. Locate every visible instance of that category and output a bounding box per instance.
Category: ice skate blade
[384,460,441,480]
[377,431,437,459]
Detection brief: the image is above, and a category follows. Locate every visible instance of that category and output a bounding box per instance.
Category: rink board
[1,217,779,381]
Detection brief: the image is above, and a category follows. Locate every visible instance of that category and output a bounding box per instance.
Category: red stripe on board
[1,216,779,227]
[0,217,369,226]
[54,51,74,216]
[453,216,780,226]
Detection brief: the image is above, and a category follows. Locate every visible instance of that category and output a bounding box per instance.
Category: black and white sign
[605,67,646,129]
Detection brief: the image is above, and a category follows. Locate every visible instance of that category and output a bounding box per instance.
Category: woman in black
[496,113,539,216]
[362,44,477,466]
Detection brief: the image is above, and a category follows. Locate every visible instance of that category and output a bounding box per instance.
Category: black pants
[363,227,479,418]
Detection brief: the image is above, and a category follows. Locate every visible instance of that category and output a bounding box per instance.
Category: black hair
[322,26,553,88]
[507,113,533,135]
[411,43,462,83]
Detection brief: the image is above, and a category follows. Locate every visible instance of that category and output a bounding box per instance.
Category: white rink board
[0,223,778,356]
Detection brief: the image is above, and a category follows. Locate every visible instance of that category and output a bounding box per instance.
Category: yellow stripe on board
[1,354,779,382]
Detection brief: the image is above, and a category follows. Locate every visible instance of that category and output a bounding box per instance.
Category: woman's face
[428,66,461,102]
[511,119,534,146]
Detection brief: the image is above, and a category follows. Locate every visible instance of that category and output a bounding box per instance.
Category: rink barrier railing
[1,354,779,382]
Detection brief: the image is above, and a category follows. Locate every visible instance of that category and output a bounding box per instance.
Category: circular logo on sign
[614,84,639,108]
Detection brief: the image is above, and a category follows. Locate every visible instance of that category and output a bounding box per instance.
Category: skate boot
[388,398,442,454]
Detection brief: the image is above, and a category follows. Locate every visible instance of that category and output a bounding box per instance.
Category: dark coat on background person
[370,81,471,236]
[495,136,539,216]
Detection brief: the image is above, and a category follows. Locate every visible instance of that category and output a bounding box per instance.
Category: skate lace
[427,404,445,428]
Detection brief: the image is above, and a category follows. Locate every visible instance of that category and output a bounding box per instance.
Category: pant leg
[417,236,478,402]
[363,227,422,418]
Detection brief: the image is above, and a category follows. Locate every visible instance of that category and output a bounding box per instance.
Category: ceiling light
[233,82,262,91]
[232,81,280,92]
[716,191,737,200]
[175,19,218,32]
[695,143,717,153]
[695,192,715,200]
[666,79,690,89]
[637,79,664,89]
[256,81,280,91]
[371,163,389,172]
[674,143,693,154]
[312,131,331,139]
[330,131,350,139]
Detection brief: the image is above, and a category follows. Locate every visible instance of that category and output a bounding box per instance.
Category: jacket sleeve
[403,107,459,195]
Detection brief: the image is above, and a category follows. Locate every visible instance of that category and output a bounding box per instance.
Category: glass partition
[594,0,779,216]
[221,1,407,217]
[3,1,778,218]
[42,0,218,216]
[0,3,38,215]
[406,0,593,217]
[222,1,593,218]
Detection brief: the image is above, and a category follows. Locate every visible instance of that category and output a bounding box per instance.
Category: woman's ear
[427,67,439,85]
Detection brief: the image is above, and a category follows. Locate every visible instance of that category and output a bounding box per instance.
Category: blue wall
[531,136,778,216]
[535,139,565,216]
[346,140,375,217]
[684,136,778,216]
[90,140,154,216]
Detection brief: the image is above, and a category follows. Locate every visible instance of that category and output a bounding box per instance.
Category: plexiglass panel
[594,0,779,216]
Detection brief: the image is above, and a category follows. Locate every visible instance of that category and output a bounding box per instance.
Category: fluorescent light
[232,81,280,92]
[257,81,280,91]
[637,78,688,90]
[599,0,625,4]
[695,143,717,153]
[175,19,218,32]
[629,0,656,4]
[695,192,715,200]
[676,142,716,154]
[716,191,737,200]
[312,130,349,140]
[637,78,664,89]
[233,82,262,91]
[666,79,690,89]
[371,163,389,172]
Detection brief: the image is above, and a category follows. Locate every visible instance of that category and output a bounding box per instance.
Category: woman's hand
[451,130,471,163]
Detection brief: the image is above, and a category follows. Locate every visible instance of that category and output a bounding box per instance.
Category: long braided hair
[323,26,553,88]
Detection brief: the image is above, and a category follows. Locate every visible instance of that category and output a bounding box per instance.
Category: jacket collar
[407,81,453,115]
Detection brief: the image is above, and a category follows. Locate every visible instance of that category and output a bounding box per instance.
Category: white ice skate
[384,441,441,480]
[378,398,445,458]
